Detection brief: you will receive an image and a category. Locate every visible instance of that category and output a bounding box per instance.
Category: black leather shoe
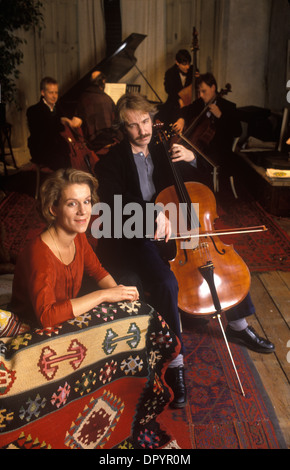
[165,365,187,409]
[226,325,275,354]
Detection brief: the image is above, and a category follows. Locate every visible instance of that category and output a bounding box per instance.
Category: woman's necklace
[48,227,73,265]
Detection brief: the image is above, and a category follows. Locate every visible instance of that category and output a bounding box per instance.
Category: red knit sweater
[11,233,109,327]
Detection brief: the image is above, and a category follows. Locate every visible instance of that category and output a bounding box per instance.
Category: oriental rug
[0,192,45,264]
[0,301,181,449]
[215,189,290,272]
[0,190,289,272]
[161,316,286,449]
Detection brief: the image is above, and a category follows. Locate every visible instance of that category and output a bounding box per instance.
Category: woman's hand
[101,284,139,303]
[71,275,139,317]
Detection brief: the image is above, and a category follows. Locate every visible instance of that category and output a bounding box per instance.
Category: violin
[154,128,266,318]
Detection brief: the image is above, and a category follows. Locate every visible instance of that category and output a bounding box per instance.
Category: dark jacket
[94,137,186,268]
[26,98,70,169]
[95,138,173,210]
[164,64,193,104]
[157,64,193,125]
[180,96,242,160]
[76,85,120,151]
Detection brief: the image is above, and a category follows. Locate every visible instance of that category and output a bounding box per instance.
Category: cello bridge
[193,242,209,251]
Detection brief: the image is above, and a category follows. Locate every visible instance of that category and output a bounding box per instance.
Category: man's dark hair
[196,73,217,90]
[175,49,191,64]
[40,76,58,91]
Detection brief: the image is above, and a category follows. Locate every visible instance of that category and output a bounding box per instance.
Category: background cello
[178,26,200,108]
[60,122,100,174]
[181,83,232,150]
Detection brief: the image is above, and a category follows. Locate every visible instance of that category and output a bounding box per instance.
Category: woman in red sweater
[11,168,139,328]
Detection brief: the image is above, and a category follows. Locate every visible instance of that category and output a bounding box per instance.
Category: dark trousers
[128,239,182,348]
[96,238,255,354]
[225,292,255,322]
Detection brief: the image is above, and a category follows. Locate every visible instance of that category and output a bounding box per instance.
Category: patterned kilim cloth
[0,301,180,449]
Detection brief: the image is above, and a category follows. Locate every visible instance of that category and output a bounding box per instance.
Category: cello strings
[160,132,198,235]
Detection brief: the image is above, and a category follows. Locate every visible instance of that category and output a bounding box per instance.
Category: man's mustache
[136,134,151,140]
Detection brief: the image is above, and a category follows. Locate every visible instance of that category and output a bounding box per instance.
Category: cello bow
[147,225,268,242]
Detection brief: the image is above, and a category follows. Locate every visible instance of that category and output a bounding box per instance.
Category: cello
[155,129,252,317]
[180,83,232,150]
[153,129,267,395]
[171,82,233,191]
[60,122,100,174]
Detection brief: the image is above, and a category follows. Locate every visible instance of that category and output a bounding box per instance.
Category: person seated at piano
[10,168,140,329]
[94,93,275,409]
[156,49,193,126]
[26,76,81,171]
[76,71,122,154]
[172,72,242,185]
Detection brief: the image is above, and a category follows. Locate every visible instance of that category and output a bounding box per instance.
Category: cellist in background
[173,73,242,185]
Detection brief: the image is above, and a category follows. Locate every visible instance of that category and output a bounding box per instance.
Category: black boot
[165,365,187,409]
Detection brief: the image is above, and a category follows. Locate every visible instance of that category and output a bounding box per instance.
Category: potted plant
[0,0,43,123]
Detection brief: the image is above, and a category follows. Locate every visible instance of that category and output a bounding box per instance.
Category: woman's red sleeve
[81,234,110,282]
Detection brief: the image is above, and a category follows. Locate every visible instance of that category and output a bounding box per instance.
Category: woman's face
[51,183,92,234]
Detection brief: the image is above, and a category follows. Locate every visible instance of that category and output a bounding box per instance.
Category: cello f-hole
[179,248,188,266]
[210,236,226,256]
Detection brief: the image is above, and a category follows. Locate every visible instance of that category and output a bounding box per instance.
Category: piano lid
[60,33,147,111]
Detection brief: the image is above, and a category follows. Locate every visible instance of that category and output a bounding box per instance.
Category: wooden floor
[246,216,290,448]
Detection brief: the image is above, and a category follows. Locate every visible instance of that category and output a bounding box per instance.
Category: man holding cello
[173,72,242,185]
[95,92,274,409]
[157,49,193,126]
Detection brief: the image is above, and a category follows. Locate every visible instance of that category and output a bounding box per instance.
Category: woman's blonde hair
[39,168,99,225]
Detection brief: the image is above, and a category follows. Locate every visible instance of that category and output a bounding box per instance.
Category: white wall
[225,0,272,108]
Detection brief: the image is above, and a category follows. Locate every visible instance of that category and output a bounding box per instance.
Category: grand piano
[59,33,161,116]
[58,33,163,173]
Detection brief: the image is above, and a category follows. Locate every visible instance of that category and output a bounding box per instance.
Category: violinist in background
[173,73,242,184]
[156,49,193,126]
